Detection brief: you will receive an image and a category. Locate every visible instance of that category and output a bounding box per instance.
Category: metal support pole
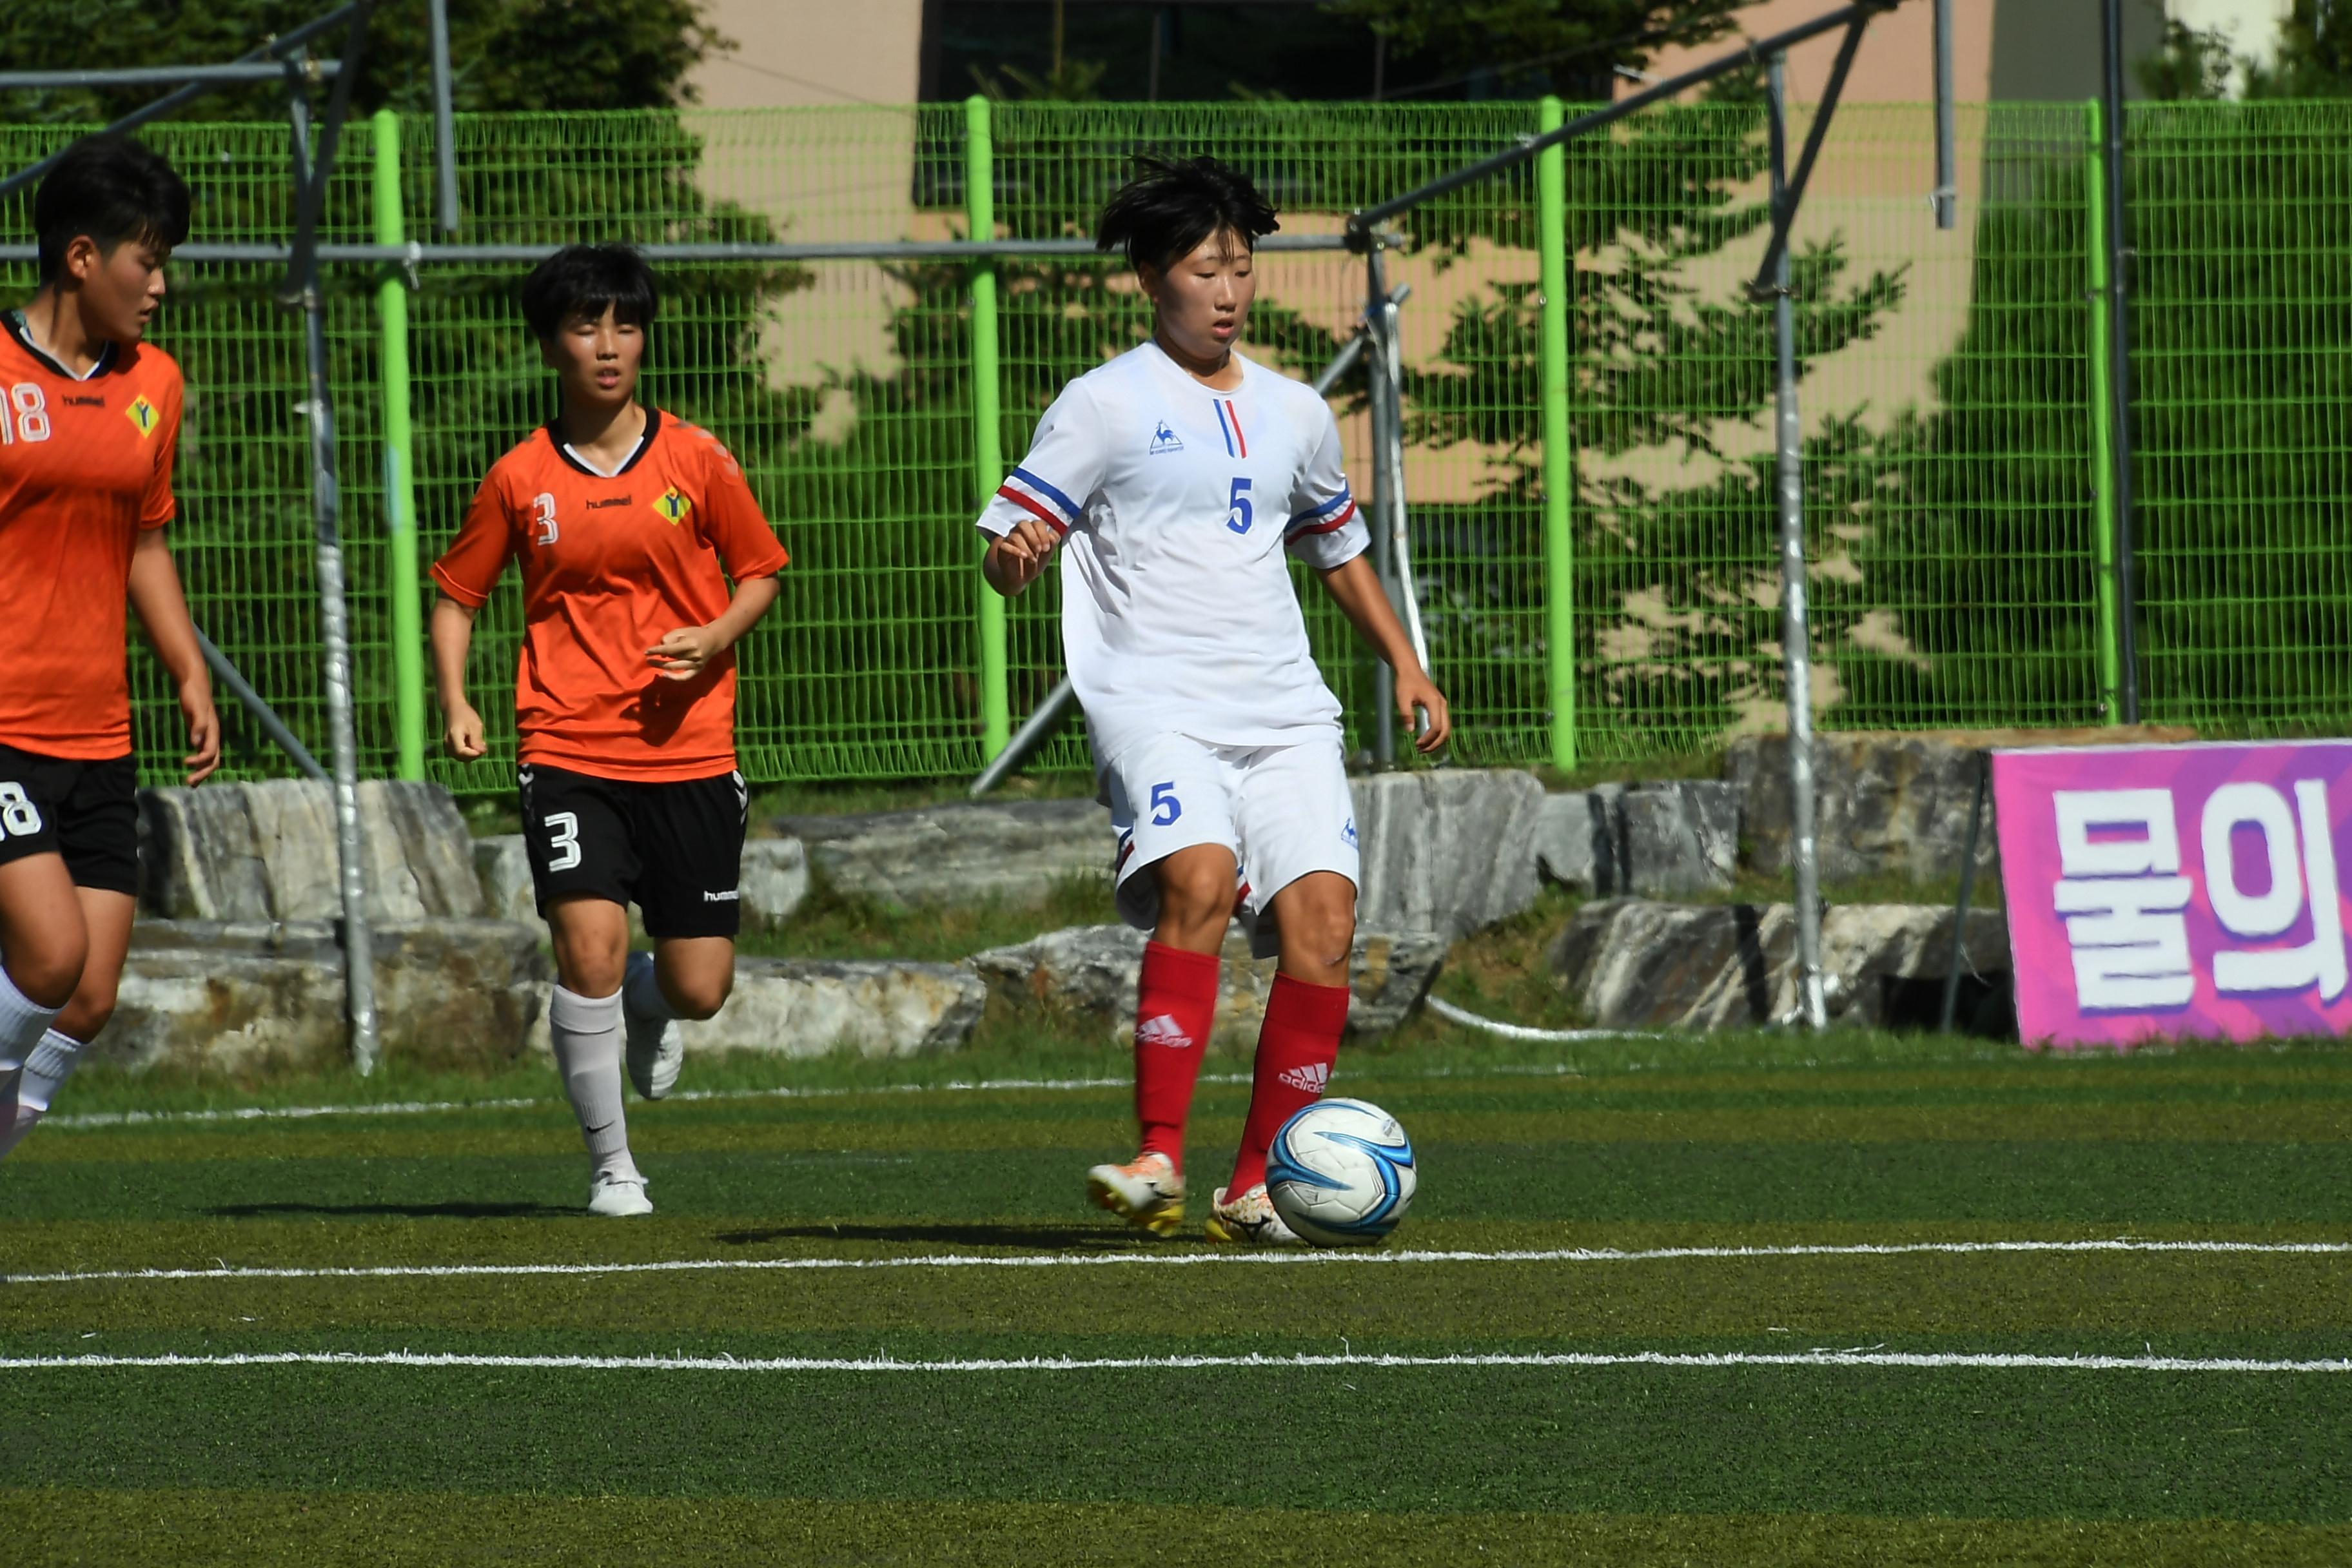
[965,95,1010,761]
[373,110,426,781]
[1536,94,1576,772]
[198,630,329,783]
[2084,99,2124,727]
[428,0,460,233]
[1749,15,1870,300]
[286,26,380,1075]
[2099,0,2142,724]
[1768,56,1828,1033]
[1938,752,1990,1034]
[1932,0,1957,230]
[1364,248,1400,766]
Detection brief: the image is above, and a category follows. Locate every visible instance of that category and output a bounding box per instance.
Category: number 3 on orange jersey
[533,491,558,547]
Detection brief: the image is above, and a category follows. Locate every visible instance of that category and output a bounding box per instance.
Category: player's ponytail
[1095,153,1279,276]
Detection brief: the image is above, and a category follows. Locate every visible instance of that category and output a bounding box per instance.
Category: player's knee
[668,967,733,1021]
[1157,862,1232,928]
[5,934,85,1011]
[1291,912,1355,977]
[55,988,114,1043]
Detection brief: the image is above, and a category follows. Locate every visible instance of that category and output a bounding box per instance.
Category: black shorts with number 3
[0,744,139,896]
[518,763,748,939]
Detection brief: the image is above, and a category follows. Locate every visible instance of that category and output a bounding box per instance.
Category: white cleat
[1086,1151,1186,1237]
[587,1171,654,1217]
[623,951,684,1101]
[1205,1182,1305,1247]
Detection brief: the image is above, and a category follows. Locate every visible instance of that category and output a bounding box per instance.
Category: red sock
[1229,973,1349,1195]
[1134,940,1220,1174]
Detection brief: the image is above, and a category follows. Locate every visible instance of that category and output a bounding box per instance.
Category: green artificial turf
[5,1030,2350,1563]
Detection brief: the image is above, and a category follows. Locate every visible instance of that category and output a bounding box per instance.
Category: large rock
[108,919,550,1074]
[1533,781,1740,896]
[141,780,484,923]
[522,956,986,1060]
[1549,899,2011,1032]
[1351,769,1547,939]
[780,799,1110,910]
[968,923,1445,1046]
[473,834,808,934]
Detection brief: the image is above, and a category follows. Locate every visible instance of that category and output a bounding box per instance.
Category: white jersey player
[977,153,1449,1246]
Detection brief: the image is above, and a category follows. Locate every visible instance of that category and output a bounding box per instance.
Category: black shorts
[518,763,748,940]
[0,745,139,896]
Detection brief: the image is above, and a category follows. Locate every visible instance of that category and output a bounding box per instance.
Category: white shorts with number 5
[1106,732,1359,953]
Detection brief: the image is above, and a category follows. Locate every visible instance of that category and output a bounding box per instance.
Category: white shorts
[1106,733,1359,956]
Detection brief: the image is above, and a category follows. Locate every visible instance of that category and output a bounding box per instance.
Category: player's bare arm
[649,569,782,680]
[125,529,219,785]
[1316,553,1450,752]
[982,516,1063,597]
[429,593,489,761]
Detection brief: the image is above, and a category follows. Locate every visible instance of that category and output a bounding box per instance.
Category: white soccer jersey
[976,340,1371,771]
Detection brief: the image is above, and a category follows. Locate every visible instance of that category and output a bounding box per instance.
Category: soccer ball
[1265,1097,1416,1246]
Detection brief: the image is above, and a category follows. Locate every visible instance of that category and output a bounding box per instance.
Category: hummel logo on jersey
[1136,1014,1194,1050]
[124,394,159,438]
[1277,1061,1330,1094]
[586,495,633,510]
[652,486,692,525]
[1148,420,1184,455]
[63,394,104,407]
[703,889,740,903]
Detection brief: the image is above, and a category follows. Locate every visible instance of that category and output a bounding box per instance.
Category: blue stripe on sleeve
[1009,466,1083,522]
[1288,487,1355,525]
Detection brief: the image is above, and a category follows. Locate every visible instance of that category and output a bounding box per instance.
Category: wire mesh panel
[2128,101,2352,736]
[0,120,386,789]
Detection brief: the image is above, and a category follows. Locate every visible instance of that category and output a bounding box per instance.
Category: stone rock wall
[1729,733,1997,885]
[109,919,550,1074]
[1549,898,2011,1032]
[781,799,1110,910]
[1533,781,1740,896]
[968,923,1444,1046]
[142,781,484,923]
[522,956,986,1060]
[1351,770,1547,939]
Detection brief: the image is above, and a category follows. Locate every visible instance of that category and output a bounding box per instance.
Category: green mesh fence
[6,101,2352,794]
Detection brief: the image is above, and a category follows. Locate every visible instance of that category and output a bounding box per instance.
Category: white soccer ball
[1265,1097,1416,1246]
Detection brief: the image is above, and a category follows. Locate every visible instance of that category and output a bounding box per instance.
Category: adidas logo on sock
[1277,1062,1330,1093]
[1136,1014,1194,1050]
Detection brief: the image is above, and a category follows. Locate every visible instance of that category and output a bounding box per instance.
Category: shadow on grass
[714,1221,1152,1251]
[208,1200,573,1219]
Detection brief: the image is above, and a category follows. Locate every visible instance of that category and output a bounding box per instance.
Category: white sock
[0,1027,79,1159]
[0,963,63,1142]
[623,952,676,1023]
[548,986,640,1184]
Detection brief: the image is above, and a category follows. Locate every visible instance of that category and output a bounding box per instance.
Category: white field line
[40,1073,1260,1131]
[1,1348,2345,1375]
[12,1237,2351,1288]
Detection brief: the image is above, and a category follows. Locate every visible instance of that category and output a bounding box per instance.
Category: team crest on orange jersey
[124,394,160,439]
[651,485,692,525]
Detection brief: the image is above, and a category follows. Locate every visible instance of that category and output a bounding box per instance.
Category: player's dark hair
[32,135,190,283]
[518,243,660,342]
[1095,153,1279,275]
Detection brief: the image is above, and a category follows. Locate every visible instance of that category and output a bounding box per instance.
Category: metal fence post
[965,94,1010,760]
[1768,57,1828,1032]
[2098,0,2142,724]
[373,108,426,781]
[1536,95,1576,772]
[2084,98,2123,727]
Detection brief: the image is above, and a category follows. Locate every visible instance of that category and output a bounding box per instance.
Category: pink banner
[1994,740,2352,1048]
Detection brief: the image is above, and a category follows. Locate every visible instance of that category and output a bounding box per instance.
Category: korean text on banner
[1993,741,2352,1047]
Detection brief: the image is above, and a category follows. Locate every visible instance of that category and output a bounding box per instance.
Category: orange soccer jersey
[0,311,182,760]
[431,409,788,782]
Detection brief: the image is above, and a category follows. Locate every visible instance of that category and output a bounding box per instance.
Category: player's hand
[988,518,1063,596]
[1396,667,1451,754]
[443,701,489,761]
[179,676,222,785]
[649,625,724,681]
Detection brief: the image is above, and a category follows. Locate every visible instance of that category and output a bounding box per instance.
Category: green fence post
[1536,96,1577,770]
[373,108,427,779]
[966,94,1010,761]
[2084,97,2123,727]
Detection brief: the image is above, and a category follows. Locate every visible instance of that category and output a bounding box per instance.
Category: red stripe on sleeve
[1286,498,1357,538]
[997,484,1072,535]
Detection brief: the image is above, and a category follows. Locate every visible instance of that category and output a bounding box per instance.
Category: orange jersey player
[429,244,786,1217]
[0,137,220,1162]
